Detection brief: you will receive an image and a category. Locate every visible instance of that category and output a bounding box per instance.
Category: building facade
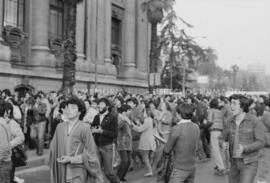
[0,0,150,94]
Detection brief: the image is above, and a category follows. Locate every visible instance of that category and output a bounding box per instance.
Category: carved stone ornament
[2,25,27,62]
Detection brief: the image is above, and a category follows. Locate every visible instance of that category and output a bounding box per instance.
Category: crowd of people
[0,88,269,183]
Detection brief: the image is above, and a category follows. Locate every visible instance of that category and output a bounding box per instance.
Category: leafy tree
[158,10,214,90]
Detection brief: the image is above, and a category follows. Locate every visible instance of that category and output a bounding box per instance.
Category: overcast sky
[174,0,270,73]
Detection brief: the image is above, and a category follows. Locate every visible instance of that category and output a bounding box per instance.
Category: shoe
[214,169,226,176]
[144,172,153,177]
[14,176,25,183]
[120,178,127,182]
[257,180,268,183]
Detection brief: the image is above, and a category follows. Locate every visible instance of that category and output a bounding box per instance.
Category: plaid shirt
[222,113,265,164]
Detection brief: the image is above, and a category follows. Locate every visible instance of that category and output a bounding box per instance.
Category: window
[111,17,121,50]
[111,4,124,76]
[3,0,25,30]
[49,0,64,44]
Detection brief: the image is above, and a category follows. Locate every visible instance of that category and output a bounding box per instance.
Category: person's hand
[235,144,244,157]
[57,156,71,164]
[92,127,103,134]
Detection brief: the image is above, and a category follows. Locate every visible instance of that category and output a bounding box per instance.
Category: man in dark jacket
[92,98,120,183]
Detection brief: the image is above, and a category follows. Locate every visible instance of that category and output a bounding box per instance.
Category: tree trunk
[62,2,77,95]
[149,22,158,73]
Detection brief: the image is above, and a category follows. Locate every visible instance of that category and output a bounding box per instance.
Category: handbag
[12,144,27,167]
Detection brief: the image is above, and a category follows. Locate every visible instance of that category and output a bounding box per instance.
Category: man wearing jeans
[92,98,120,183]
[164,103,200,183]
[220,94,265,183]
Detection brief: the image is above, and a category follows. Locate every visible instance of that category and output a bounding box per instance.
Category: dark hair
[67,97,86,120]
[219,96,227,103]
[2,89,11,97]
[209,98,220,109]
[7,97,19,106]
[229,94,250,113]
[0,99,6,117]
[264,98,270,108]
[118,104,131,113]
[126,97,138,106]
[59,101,67,114]
[98,98,110,106]
[84,99,92,106]
[34,94,42,100]
[4,102,13,119]
[115,96,124,105]
[176,103,195,120]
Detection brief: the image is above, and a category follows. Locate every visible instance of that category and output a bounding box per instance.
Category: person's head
[219,96,227,107]
[229,94,250,116]
[59,101,67,114]
[149,101,156,111]
[37,91,45,98]
[114,96,123,107]
[84,99,91,110]
[186,96,194,104]
[160,100,171,112]
[34,94,42,103]
[4,102,13,119]
[126,97,138,109]
[2,89,11,99]
[118,104,132,116]
[91,99,98,109]
[258,95,266,104]
[66,97,86,121]
[164,95,172,103]
[175,103,195,120]
[98,98,110,114]
[209,98,220,110]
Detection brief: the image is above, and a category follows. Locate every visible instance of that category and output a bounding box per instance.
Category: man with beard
[92,98,120,183]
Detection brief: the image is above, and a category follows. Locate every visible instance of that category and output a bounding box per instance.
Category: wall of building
[0,0,149,94]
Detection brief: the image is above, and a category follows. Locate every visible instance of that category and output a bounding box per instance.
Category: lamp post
[94,1,98,93]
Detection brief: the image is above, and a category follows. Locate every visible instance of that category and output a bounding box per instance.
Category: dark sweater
[91,113,118,147]
[164,121,200,171]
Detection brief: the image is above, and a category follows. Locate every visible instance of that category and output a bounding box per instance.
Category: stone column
[104,0,112,65]
[0,0,3,41]
[0,0,11,62]
[30,0,54,66]
[123,0,136,77]
[76,0,86,61]
[97,0,105,64]
[136,0,148,73]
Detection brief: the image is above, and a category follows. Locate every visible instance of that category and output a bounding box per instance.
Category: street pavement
[19,149,270,183]
[20,159,228,183]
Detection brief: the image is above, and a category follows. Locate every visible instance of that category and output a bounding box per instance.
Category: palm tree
[141,0,174,74]
[61,0,83,95]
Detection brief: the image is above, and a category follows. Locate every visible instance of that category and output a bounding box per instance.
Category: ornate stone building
[0,0,150,95]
